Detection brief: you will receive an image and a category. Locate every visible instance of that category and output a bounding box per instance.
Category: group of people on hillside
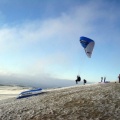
[101,77,106,83]
[101,74,120,83]
[75,75,87,85]
[75,74,120,85]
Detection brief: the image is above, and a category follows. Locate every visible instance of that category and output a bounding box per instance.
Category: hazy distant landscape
[0,76,94,89]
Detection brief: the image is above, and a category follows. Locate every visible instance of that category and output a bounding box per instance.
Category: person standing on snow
[104,77,106,83]
[101,77,103,82]
[83,79,87,85]
[118,74,120,83]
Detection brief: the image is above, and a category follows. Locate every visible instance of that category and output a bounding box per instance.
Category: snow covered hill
[0,83,120,120]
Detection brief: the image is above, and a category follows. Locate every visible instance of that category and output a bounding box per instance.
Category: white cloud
[0,2,98,52]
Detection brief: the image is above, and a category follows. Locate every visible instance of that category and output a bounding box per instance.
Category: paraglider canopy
[80,36,95,58]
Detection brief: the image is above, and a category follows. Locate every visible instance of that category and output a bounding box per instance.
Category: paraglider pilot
[75,75,81,84]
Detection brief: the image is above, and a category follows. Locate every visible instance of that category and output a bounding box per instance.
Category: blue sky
[0,0,120,87]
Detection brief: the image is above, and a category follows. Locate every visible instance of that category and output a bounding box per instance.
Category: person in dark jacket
[75,75,81,84]
[104,77,106,83]
[101,77,103,82]
[118,74,120,83]
[83,79,87,85]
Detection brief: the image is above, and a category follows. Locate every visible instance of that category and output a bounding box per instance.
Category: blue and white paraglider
[17,88,42,99]
[75,36,95,84]
[80,36,95,58]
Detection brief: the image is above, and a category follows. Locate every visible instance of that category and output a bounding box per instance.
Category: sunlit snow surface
[0,83,120,120]
[0,86,30,100]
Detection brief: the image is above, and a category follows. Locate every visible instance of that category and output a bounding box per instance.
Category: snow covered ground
[0,83,120,120]
[0,85,31,100]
